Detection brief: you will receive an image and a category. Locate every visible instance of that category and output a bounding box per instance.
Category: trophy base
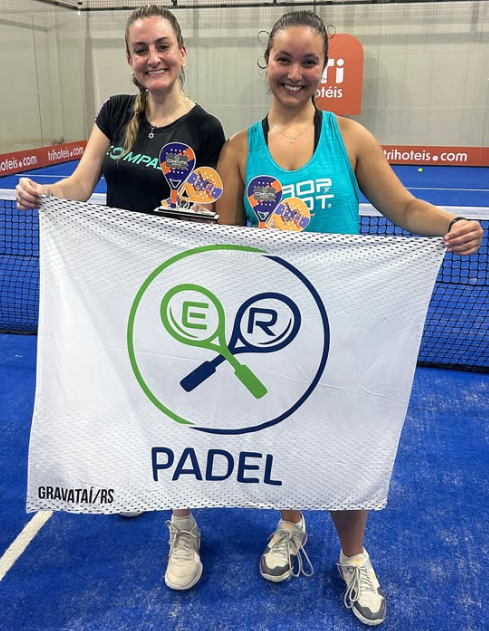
[154,205,219,223]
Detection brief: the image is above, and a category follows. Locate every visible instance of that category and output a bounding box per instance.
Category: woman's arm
[339,117,483,256]
[16,125,110,209]
[215,131,248,226]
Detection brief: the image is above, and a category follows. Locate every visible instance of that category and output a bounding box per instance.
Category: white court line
[407,186,489,192]
[0,511,53,582]
[359,203,489,220]
[5,175,70,179]
[23,175,70,179]
[0,188,107,204]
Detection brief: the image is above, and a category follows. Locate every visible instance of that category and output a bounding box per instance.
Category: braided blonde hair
[120,5,185,158]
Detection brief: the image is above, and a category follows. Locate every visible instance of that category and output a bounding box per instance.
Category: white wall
[86,2,489,145]
[0,0,56,151]
[0,1,488,151]
[54,10,88,144]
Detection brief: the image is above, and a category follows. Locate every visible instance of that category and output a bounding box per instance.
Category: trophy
[246,175,311,231]
[155,142,223,223]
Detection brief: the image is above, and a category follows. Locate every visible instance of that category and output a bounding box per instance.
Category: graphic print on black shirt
[95,94,225,213]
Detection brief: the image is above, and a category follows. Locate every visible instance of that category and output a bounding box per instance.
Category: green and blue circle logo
[127,245,329,434]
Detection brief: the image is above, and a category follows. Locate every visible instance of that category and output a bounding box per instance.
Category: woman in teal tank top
[216,10,482,627]
[245,110,360,235]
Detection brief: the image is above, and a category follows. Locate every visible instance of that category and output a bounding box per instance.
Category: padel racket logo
[163,287,301,399]
[127,245,329,434]
[159,142,223,208]
[247,176,311,231]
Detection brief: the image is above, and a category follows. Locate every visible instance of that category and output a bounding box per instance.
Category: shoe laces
[268,526,314,578]
[165,520,199,562]
[338,560,377,610]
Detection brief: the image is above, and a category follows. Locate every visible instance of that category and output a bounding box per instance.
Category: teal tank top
[244,111,360,234]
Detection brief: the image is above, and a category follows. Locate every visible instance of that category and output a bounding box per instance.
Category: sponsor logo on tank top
[282,178,334,212]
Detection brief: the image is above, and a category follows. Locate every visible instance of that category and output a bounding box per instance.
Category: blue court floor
[0,163,488,630]
[0,334,487,631]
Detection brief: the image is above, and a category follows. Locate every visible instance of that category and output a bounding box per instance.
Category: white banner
[27,198,445,513]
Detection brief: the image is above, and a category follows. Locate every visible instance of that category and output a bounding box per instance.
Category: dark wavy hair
[263,11,329,68]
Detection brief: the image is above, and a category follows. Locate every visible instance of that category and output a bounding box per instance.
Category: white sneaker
[337,548,386,626]
[164,515,203,590]
[259,514,313,582]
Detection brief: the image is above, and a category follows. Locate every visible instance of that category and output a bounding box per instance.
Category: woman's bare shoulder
[336,114,367,136]
[225,128,248,152]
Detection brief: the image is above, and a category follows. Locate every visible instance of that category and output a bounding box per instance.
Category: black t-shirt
[95,94,226,213]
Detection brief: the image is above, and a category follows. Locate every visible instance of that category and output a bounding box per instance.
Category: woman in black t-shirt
[16,7,225,215]
[16,5,225,592]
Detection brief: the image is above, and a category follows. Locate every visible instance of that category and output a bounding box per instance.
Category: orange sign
[0,141,87,177]
[315,34,364,115]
